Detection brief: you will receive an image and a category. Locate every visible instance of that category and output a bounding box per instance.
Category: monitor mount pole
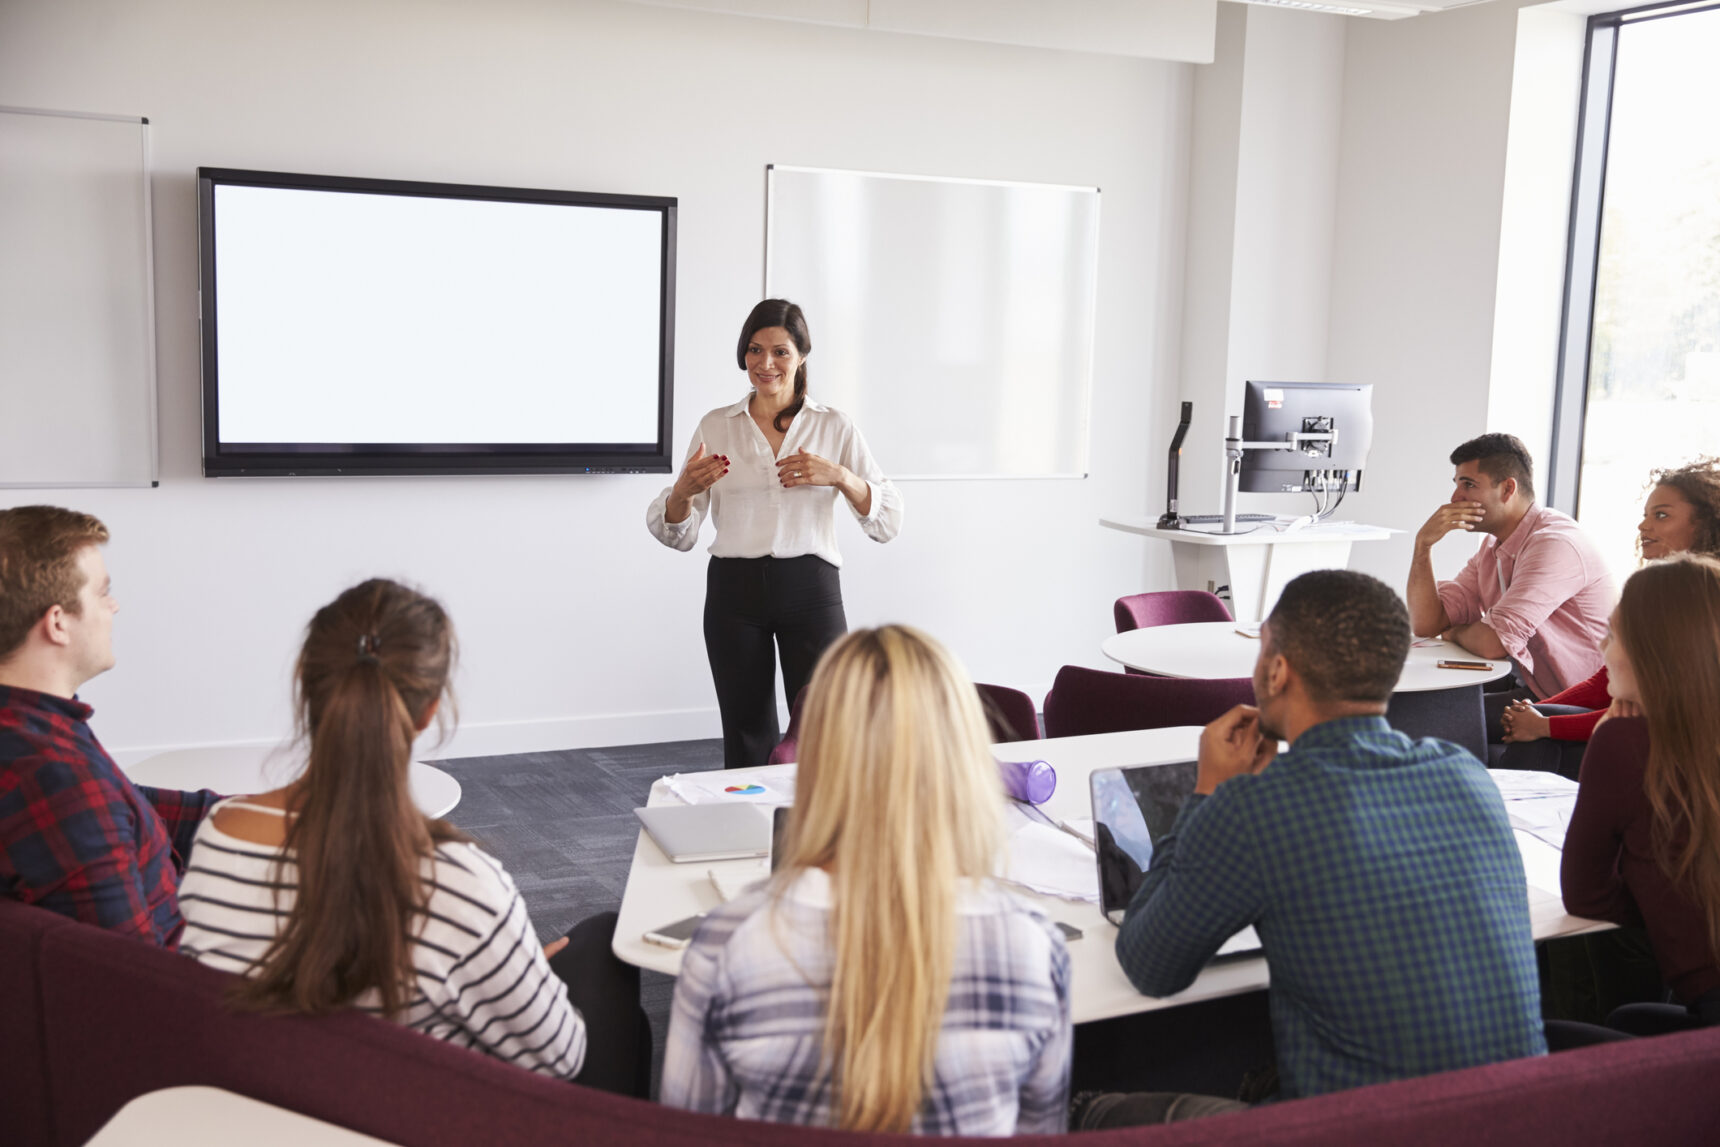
[1157,401,1194,529]
[1220,416,1338,535]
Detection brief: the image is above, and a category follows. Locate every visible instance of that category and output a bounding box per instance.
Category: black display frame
[197,167,677,477]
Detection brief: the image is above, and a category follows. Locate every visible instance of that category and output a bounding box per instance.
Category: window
[1551,1,1720,584]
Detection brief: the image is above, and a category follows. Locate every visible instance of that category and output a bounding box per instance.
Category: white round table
[1102,621,1512,692]
[124,746,462,819]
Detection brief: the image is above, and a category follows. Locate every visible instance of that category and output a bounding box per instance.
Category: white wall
[1174,4,1349,513]
[0,0,1189,760]
[1325,0,1535,583]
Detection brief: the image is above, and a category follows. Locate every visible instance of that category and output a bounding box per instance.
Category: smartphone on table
[642,913,707,950]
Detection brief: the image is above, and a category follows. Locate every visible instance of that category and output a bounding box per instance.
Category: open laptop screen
[1091,762,1263,959]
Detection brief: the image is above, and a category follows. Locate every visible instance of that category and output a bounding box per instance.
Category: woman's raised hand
[675,443,729,499]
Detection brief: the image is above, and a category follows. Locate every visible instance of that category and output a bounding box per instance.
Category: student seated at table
[0,505,218,946]
[1407,433,1616,741]
[1077,570,1545,1128]
[1561,553,1720,1034]
[1502,457,1720,778]
[176,579,650,1095]
[660,625,1072,1134]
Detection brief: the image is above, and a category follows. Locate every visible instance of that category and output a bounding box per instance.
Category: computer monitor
[1239,381,1373,494]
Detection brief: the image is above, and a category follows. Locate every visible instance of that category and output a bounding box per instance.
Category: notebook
[1090,762,1262,958]
[634,802,773,863]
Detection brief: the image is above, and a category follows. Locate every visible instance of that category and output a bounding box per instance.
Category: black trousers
[547,911,652,1098]
[704,555,847,769]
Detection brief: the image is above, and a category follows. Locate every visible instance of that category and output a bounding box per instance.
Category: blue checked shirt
[1116,715,1546,1099]
[662,869,1072,1135]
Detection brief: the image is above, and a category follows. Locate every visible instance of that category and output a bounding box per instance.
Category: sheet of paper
[1000,822,1100,903]
[663,765,797,806]
[1514,830,1566,900]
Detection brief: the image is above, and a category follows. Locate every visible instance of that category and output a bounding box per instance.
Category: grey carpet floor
[435,737,726,1097]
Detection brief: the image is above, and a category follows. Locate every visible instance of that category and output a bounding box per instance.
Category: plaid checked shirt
[1116,715,1546,1099]
[662,869,1072,1134]
[1,684,218,946]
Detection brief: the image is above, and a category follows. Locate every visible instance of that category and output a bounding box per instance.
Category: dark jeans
[1496,704,1593,780]
[1071,989,1276,1100]
[547,911,652,1097]
[704,555,847,769]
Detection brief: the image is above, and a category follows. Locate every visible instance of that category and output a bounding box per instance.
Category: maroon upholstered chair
[770,682,1040,763]
[1114,590,1233,634]
[1041,665,1255,739]
[976,682,1041,743]
[767,686,810,765]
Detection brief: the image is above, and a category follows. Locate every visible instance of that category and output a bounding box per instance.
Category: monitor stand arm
[1220,416,1337,535]
[1157,401,1194,529]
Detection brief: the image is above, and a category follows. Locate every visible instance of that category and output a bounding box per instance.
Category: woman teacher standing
[647,300,902,768]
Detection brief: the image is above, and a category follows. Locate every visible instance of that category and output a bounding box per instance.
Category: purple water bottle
[997,758,1057,805]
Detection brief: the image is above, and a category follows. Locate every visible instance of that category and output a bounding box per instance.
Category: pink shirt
[1436,503,1616,699]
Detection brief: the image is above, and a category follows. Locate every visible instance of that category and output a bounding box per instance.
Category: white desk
[123,746,462,819]
[1101,515,1396,622]
[612,726,1603,1026]
[1102,623,1513,693]
[85,1086,398,1146]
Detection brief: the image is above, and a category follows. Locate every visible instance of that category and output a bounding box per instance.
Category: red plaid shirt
[0,684,218,946]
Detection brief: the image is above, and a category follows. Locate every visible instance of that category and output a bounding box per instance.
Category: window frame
[1547,0,1720,513]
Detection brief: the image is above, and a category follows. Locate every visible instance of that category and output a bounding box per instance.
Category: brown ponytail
[234,578,463,1018]
[735,298,812,433]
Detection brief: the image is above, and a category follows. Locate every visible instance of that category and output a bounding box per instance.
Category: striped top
[178,798,585,1080]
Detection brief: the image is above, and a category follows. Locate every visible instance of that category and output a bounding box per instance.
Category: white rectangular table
[613,727,1606,1026]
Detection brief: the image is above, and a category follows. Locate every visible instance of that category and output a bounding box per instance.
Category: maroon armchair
[1041,665,1254,739]
[1114,590,1233,634]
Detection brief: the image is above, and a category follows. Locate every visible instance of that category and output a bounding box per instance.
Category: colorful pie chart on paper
[724,784,767,795]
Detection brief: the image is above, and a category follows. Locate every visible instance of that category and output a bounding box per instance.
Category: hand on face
[1415,502,1486,550]
[1195,705,1278,795]
[673,443,729,500]
[777,450,847,490]
[1593,696,1643,731]
[1500,698,1549,742]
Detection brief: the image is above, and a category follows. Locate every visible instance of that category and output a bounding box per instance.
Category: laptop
[634,803,773,863]
[1090,762,1262,958]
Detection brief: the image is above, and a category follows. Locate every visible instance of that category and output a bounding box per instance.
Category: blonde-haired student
[660,625,1072,1134]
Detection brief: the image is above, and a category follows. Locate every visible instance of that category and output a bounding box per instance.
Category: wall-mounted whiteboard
[765,165,1099,479]
[0,107,158,488]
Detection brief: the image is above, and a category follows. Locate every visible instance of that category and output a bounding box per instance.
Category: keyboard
[1179,513,1275,524]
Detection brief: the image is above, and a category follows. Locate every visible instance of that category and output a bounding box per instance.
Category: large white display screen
[213,184,664,446]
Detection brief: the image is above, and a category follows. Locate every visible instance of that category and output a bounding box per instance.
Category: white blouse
[646,394,902,567]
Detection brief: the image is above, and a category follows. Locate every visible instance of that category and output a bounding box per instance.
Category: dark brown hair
[1450,433,1536,500]
[1646,456,1720,558]
[1266,570,1410,704]
[735,299,811,433]
[0,505,109,661]
[235,579,463,1018]
[1615,554,1720,965]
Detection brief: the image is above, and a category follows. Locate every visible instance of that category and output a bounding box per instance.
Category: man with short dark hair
[0,505,217,944]
[1407,432,1614,701]
[1080,571,1544,1127]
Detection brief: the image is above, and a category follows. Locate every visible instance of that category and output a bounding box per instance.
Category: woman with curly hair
[1501,458,1720,777]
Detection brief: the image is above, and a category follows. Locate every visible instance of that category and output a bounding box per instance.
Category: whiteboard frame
[764,164,1099,482]
[0,106,160,489]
